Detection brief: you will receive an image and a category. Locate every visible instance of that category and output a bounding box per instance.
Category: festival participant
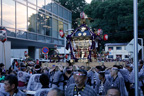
[87,66,102,88]
[96,71,111,95]
[110,67,127,96]
[63,66,75,91]
[27,65,42,91]
[35,73,51,96]
[51,65,64,90]
[65,69,97,96]
[106,87,120,96]
[17,63,31,90]
[4,74,26,96]
[47,88,64,96]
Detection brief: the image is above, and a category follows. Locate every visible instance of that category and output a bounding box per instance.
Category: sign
[126,39,142,57]
[42,47,49,54]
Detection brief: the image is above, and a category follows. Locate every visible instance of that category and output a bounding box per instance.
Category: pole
[64,36,66,63]
[140,38,143,60]
[134,0,138,95]
[3,43,6,67]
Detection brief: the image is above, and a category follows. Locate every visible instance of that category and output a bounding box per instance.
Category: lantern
[97,29,103,35]
[24,51,28,57]
[59,30,64,38]
[80,12,85,19]
[0,29,7,43]
[65,54,68,59]
[103,34,108,41]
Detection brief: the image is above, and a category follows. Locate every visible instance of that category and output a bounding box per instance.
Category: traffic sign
[42,47,49,54]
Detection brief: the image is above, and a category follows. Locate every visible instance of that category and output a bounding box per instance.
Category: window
[45,16,52,36]
[37,11,45,35]
[52,18,58,38]
[108,55,113,58]
[58,5,63,17]
[17,3,27,31]
[28,7,36,32]
[108,47,113,51]
[2,0,15,28]
[52,3,58,15]
[45,0,52,12]
[116,47,122,50]
[28,0,36,9]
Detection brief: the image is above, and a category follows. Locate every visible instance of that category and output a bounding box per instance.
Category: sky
[86,0,92,3]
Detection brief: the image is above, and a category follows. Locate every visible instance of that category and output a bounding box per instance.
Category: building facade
[0,0,72,58]
[105,43,129,60]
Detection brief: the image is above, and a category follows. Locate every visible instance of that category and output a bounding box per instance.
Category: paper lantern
[80,12,85,19]
[103,34,108,41]
[97,29,103,35]
[0,29,7,43]
[59,30,64,38]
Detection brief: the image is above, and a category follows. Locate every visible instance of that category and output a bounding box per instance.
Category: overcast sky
[86,0,92,3]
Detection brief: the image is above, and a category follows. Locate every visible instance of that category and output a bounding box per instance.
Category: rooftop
[105,43,128,46]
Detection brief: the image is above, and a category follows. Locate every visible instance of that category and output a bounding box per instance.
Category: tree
[58,0,86,28]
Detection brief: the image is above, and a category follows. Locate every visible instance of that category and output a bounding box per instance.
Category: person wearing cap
[96,71,111,95]
[65,69,97,96]
[17,63,31,90]
[110,67,127,96]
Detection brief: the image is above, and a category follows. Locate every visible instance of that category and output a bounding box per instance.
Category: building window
[52,18,58,38]
[108,47,113,51]
[17,3,27,31]
[52,3,58,15]
[28,7,36,33]
[2,0,15,28]
[45,16,52,36]
[108,55,113,59]
[45,0,52,12]
[116,47,122,50]
[58,5,63,17]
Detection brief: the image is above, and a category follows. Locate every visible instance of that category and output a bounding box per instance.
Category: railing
[3,26,64,46]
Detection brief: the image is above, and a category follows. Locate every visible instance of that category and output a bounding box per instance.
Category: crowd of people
[0,59,144,96]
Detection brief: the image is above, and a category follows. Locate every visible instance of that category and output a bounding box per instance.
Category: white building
[105,43,129,60]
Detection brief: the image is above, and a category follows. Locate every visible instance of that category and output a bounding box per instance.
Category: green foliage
[84,0,144,44]
[58,0,86,28]
[58,0,144,50]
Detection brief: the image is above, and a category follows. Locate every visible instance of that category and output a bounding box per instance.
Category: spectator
[4,74,26,96]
